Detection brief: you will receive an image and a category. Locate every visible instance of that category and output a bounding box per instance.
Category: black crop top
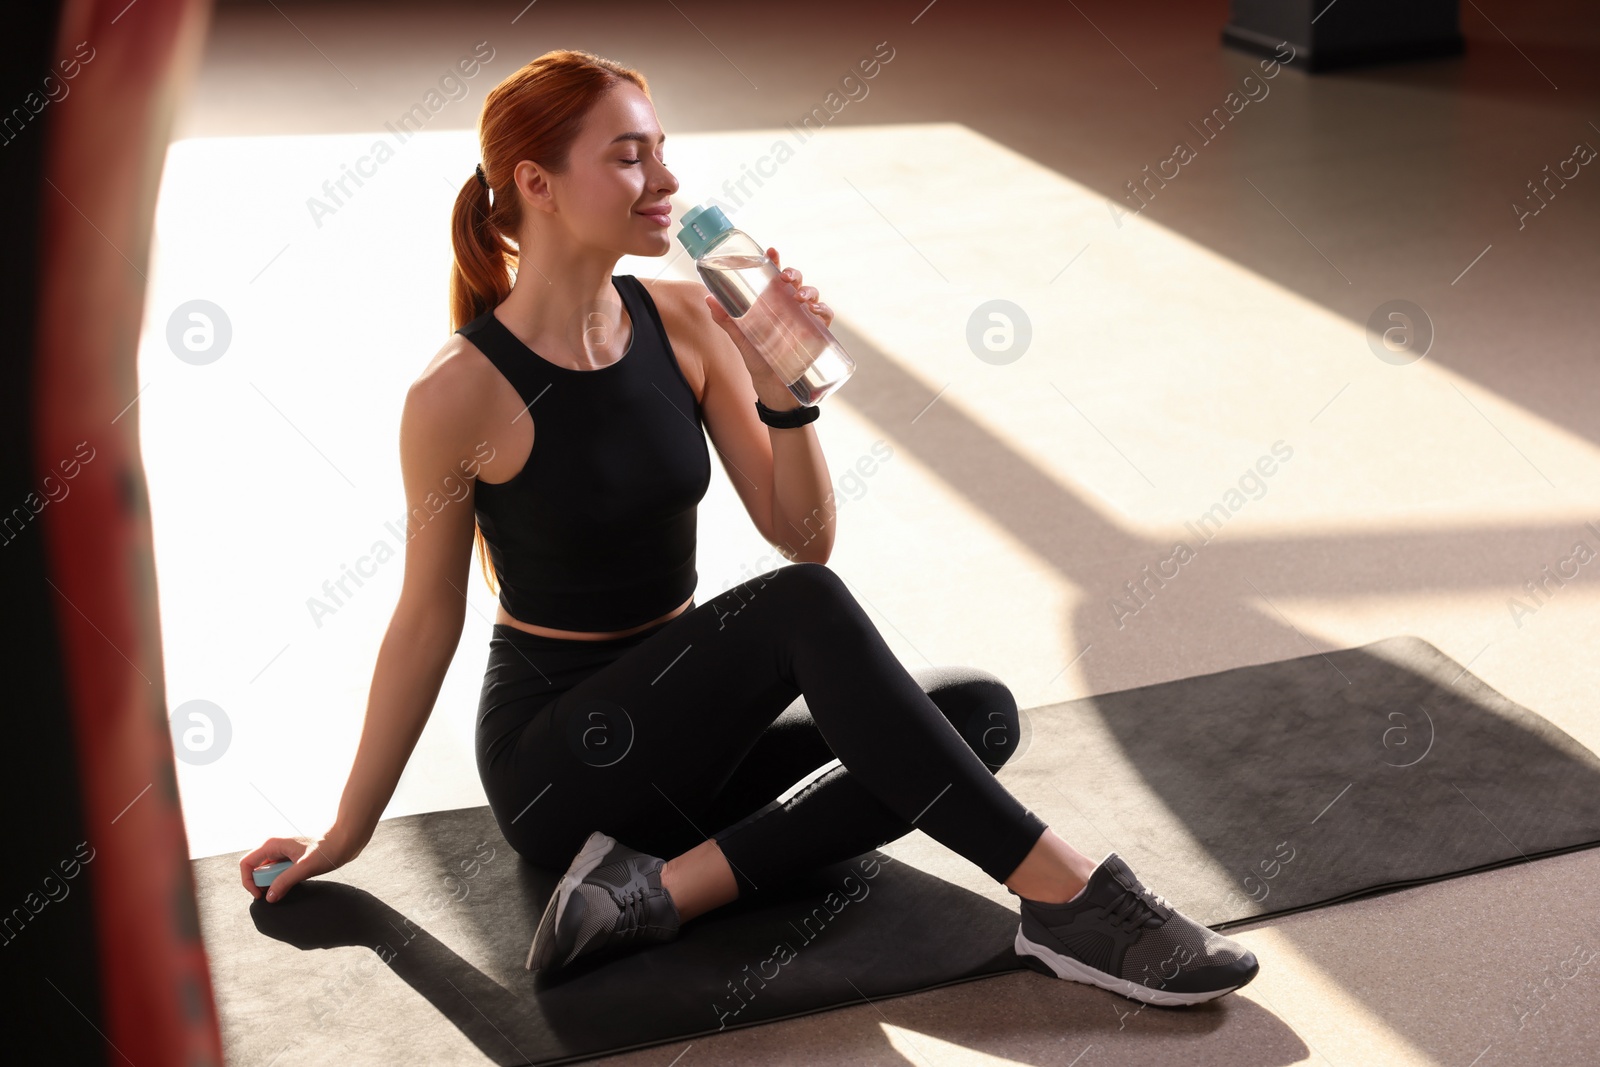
[458,275,712,631]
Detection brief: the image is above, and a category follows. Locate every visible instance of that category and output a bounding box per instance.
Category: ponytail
[449,172,515,333]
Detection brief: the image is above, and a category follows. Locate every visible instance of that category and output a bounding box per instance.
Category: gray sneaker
[526,830,682,973]
[1014,851,1259,1005]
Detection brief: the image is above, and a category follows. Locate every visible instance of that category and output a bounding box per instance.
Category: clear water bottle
[676,205,856,406]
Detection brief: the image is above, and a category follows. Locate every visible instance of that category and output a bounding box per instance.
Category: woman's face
[519,82,679,257]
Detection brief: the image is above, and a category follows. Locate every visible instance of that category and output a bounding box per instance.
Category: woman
[239,49,1258,1007]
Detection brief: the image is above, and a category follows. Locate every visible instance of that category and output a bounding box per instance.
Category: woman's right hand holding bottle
[239,824,361,903]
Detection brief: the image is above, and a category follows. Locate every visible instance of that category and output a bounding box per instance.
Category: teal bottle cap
[677,204,734,259]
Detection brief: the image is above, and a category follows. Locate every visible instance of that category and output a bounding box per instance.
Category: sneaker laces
[611,881,677,945]
[610,886,648,943]
[1105,881,1173,932]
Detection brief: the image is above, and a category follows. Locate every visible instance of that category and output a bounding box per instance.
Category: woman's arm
[241,359,485,900]
[326,610,464,856]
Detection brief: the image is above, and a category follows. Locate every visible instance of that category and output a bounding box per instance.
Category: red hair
[450,49,651,597]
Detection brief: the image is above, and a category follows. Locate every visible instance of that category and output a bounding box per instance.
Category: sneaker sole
[1014,927,1245,1006]
[526,830,618,972]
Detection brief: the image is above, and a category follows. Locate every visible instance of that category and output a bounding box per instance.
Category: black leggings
[474,562,1048,898]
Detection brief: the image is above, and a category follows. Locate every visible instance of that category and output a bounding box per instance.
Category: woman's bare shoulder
[636,276,700,299]
[414,330,498,399]
[392,335,505,462]
[636,276,708,322]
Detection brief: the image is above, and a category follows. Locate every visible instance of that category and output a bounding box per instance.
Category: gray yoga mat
[193,635,1600,1065]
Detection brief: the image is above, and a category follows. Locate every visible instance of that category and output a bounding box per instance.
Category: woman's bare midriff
[493,596,694,641]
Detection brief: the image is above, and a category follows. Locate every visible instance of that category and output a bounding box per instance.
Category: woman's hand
[703,246,834,405]
[239,826,357,903]
[767,247,833,329]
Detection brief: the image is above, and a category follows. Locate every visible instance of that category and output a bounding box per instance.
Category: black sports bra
[458,275,711,631]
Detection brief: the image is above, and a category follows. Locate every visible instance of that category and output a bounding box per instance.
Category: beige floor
[161,1,1600,1064]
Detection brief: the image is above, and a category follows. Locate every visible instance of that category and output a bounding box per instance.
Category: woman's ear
[513,159,554,212]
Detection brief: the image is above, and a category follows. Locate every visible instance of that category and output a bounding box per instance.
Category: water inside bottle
[699,252,854,405]
[698,252,777,317]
